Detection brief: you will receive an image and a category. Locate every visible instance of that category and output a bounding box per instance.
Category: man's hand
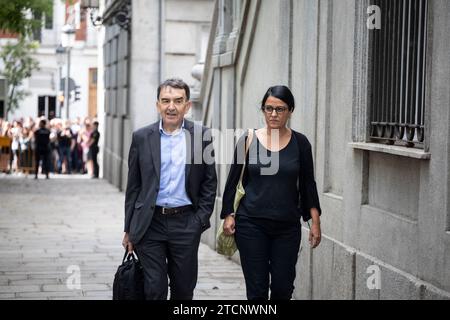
[122,232,134,253]
[223,215,236,236]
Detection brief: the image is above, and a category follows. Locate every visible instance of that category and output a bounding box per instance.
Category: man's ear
[156,101,161,113]
[185,101,192,113]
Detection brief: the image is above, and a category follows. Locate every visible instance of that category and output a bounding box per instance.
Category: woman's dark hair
[261,85,295,112]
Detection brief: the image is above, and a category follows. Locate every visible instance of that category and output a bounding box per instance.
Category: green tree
[0,38,40,119]
[0,0,52,37]
[0,0,56,119]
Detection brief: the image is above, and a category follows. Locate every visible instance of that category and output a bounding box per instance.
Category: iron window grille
[369,0,428,148]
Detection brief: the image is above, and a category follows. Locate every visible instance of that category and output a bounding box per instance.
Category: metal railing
[370,0,428,148]
[17,147,36,174]
[0,136,11,172]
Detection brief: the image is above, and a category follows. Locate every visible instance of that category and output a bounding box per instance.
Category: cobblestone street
[0,175,246,300]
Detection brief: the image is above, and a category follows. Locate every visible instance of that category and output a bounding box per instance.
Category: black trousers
[235,215,301,300]
[134,208,202,300]
[92,146,99,178]
[35,151,50,177]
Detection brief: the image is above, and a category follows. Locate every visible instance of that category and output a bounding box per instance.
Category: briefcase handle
[122,250,139,263]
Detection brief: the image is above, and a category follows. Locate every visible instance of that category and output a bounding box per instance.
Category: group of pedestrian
[0,116,100,179]
[122,78,322,301]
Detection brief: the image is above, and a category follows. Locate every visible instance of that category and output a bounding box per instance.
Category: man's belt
[155,205,193,215]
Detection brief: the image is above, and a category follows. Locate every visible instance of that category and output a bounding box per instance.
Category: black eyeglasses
[262,105,289,114]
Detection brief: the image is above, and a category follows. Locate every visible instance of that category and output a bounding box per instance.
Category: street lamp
[55,44,66,118]
[61,24,76,120]
[80,0,103,27]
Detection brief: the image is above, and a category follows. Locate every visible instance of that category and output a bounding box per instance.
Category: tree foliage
[0,0,53,37]
[0,38,40,115]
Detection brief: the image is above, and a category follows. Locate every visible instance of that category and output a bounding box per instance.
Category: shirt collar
[159,119,185,136]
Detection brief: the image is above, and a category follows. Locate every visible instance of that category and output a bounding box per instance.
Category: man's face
[156,86,191,129]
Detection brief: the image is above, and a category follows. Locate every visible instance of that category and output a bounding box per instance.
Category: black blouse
[221,130,322,222]
[237,135,300,221]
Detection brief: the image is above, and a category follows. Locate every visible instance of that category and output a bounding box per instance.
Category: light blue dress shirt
[156,120,192,208]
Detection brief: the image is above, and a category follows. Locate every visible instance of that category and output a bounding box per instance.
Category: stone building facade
[199,0,450,299]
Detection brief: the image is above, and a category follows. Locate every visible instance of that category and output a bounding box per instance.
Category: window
[0,101,4,119]
[369,0,428,148]
[44,9,53,30]
[38,96,56,120]
[90,68,98,85]
[0,79,6,118]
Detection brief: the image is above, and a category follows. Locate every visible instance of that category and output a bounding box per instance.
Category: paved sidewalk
[0,174,246,300]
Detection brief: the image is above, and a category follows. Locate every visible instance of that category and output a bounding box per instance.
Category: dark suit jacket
[220,130,321,222]
[124,119,217,244]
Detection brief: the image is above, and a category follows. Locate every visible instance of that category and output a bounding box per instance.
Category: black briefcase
[112,250,145,300]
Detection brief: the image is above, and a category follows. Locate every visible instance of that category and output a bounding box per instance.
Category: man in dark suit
[122,78,217,300]
[34,119,51,179]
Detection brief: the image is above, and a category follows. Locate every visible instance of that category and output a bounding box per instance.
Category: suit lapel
[148,124,161,182]
[184,120,195,189]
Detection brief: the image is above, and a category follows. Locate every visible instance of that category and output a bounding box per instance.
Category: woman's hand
[223,214,236,236]
[309,221,321,249]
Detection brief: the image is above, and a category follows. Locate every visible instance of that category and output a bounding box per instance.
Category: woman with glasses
[221,85,322,300]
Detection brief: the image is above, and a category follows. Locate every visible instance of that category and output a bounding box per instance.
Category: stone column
[226,0,241,52]
[213,0,233,55]
[129,0,160,130]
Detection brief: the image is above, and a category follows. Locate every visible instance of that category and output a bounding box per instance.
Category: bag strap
[238,129,254,183]
[122,249,139,263]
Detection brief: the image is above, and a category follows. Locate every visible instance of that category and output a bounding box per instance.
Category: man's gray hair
[157,78,190,101]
